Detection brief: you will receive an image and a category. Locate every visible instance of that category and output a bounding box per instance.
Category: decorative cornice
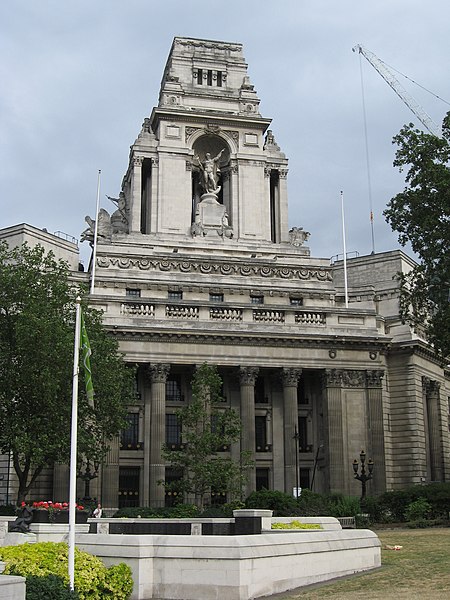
[97,256,333,282]
[110,328,389,353]
[174,38,242,53]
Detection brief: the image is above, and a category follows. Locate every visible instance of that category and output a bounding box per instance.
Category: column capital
[366,370,384,388]
[281,367,302,387]
[422,376,441,396]
[146,363,170,383]
[322,369,343,388]
[133,156,144,167]
[341,369,365,388]
[239,366,259,386]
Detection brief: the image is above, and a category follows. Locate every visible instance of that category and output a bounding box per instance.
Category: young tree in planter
[384,113,450,357]
[0,242,135,503]
[162,363,252,510]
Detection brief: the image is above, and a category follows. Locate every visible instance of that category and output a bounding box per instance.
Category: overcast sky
[2,1,449,266]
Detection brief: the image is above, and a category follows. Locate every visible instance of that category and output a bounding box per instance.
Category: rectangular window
[207,69,213,86]
[126,288,141,298]
[250,294,264,305]
[166,376,184,402]
[298,416,311,452]
[197,68,203,85]
[166,414,182,448]
[300,468,310,490]
[209,292,224,303]
[256,468,270,491]
[255,415,267,451]
[255,377,267,404]
[290,296,303,306]
[217,71,223,87]
[297,380,307,405]
[165,467,183,507]
[168,290,183,301]
[118,467,140,508]
[120,413,140,450]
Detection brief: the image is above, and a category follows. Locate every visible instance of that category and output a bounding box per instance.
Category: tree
[0,242,134,503]
[384,112,450,357]
[162,363,252,510]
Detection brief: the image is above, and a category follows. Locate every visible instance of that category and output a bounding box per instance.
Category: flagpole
[69,297,82,591]
[90,170,101,295]
[340,190,349,308]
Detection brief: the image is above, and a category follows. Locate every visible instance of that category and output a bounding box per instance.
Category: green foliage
[113,504,200,518]
[328,494,361,518]
[162,363,253,509]
[0,242,135,502]
[363,484,450,523]
[0,542,133,600]
[26,574,79,600]
[405,498,432,522]
[245,489,302,516]
[384,114,450,357]
[0,504,16,515]
[271,520,322,530]
[296,489,332,516]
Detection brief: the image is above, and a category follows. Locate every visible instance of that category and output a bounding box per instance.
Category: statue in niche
[194,149,225,195]
[289,227,310,247]
[107,192,129,234]
[80,209,112,245]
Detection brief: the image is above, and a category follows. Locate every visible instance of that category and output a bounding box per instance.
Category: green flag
[80,311,94,408]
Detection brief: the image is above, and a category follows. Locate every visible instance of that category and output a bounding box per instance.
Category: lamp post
[352,450,373,500]
[293,424,300,498]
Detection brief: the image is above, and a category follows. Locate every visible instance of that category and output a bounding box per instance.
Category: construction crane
[352,44,441,137]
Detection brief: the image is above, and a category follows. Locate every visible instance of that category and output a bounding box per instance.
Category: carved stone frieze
[175,38,241,53]
[341,370,365,388]
[146,363,170,384]
[281,368,302,387]
[239,366,259,386]
[366,370,384,388]
[185,127,201,142]
[96,256,333,282]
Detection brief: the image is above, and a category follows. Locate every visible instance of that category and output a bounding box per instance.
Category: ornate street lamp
[352,450,373,499]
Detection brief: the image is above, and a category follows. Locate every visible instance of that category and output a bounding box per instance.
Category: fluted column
[366,370,385,493]
[130,156,143,233]
[424,378,443,481]
[239,366,258,496]
[145,363,170,507]
[322,370,344,494]
[281,368,302,495]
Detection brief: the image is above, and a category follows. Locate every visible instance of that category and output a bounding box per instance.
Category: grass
[279,528,450,600]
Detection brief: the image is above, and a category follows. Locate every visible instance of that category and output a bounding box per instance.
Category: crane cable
[381,60,450,107]
[358,52,376,255]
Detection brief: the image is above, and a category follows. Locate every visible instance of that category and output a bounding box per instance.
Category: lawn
[279,528,450,600]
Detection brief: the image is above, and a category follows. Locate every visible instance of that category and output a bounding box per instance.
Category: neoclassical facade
[1,37,449,509]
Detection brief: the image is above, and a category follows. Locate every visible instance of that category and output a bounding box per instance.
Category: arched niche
[191,136,230,219]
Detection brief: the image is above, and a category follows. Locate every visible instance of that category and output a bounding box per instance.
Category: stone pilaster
[145,363,170,507]
[423,378,443,481]
[130,156,143,233]
[366,370,385,494]
[322,370,344,494]
[239,366,258,496]
[281,368,302,495]
[101,436,120,509]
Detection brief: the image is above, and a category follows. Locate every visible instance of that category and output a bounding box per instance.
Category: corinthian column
[322,369,344,494]
[145,363,170,507]
[424,378,443,482]
[239,366,259,496]
[130,156,143,233]
[281,368,302,495]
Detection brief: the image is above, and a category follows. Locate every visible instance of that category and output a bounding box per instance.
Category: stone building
[1,37,448,509]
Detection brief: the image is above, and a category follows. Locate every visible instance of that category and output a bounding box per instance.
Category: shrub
[328,495,361,518]
[0,504,16,516]
[0,542,132,600]
[113,504,200,519]
[405,498,432,522]
[297,490,332,516]
[245,489,301,516]
[26,574,79,600]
